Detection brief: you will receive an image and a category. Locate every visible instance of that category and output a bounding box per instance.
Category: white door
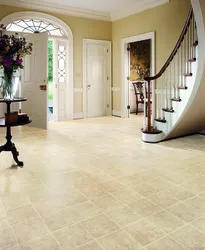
[84,40,111,118]
[52,38,68,121]
[21,32,48,129]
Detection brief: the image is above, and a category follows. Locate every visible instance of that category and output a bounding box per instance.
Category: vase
[0,68,20,100]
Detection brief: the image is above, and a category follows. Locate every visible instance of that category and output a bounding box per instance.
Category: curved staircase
[142,0,205,143]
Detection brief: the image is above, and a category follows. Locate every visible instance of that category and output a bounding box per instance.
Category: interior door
[21,32,48,129]
[85,41,110,118]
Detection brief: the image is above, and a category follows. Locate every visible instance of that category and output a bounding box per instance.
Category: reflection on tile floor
[0,114,205,249]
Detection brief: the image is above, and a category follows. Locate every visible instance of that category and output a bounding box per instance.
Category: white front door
[21,32,48,129]
[84,40,111,118]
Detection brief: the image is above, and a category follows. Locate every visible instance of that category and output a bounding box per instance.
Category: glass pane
[59,58,65,71]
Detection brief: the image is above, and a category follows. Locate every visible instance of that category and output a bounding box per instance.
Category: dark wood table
[0,98,31,167]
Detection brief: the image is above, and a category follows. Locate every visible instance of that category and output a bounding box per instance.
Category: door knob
[87,85,91,87]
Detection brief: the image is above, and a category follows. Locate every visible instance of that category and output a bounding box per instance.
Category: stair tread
[171,98,181,102]
[178,86,188,90]
[189,58,196,62]
[155,118,167,123]
[184,73,193,77]
[162,108,174,113]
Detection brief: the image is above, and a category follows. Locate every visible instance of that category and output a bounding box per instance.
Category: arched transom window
[6,19,66,37]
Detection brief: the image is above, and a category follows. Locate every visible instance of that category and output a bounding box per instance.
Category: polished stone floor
[0,114,205,249]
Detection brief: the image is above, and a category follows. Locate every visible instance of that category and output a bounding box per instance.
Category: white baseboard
[74,112,83,119]
[112,110,121,117]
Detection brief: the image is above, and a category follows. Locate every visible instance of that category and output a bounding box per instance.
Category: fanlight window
[6,19,65,37]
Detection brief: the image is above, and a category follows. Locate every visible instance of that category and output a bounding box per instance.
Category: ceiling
[0,0,169,21]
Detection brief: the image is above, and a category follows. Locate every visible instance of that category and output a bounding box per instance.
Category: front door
[21,32,48,129]
[84,40,111,118]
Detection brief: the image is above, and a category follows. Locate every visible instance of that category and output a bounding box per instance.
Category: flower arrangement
[0,24,33,99]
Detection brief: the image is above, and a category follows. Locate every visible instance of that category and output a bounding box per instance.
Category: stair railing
[143,7,197,133]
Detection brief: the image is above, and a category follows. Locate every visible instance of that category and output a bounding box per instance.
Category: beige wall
[0,5,112,113]
[112,0,191,110]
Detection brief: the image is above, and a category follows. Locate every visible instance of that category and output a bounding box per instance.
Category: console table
[0,98,31,167]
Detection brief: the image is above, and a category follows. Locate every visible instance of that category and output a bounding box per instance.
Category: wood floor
[0,114,205,249]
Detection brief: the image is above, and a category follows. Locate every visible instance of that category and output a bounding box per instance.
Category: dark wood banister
[144,7,193,81]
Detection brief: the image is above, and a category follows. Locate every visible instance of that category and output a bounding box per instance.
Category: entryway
[1,12,73,129]
[121,32,155,119]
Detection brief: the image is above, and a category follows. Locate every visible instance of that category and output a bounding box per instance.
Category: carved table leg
[11,144,23,167]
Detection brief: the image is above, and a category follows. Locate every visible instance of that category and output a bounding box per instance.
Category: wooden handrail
[144,7,193,81]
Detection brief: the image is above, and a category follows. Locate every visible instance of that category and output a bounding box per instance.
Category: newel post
[147,80,151,131]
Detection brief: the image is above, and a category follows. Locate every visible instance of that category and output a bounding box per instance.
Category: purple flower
[16,58,23,65]
[3,57,13,67]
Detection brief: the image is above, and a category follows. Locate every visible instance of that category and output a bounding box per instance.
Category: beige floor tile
[0,217,10,230]
[164,186,195,201]
[98,229,142,250]
[132,183,161,197]
[107,206,142,227]
[7,204,38,225]
[42,207,77,231]
[117,174,143,188]
[170,225,205,249]
[125,219,165,247]
[53,223,93,250]
[12,218,48,244]
[147,192,178,209]
[20,234,60,250]
[64,170,86,181]
[0,202,6,218]
[147,210,185,233]
[0,227,17,250]
[112,188,142,205]
[144,236,187,250]
[87,172,115,185]
[32,195,67,216]
[92,194,125,213]
[101,180,125,193]
[69,201,102,222]
[0,193,30,211]
[183,195,205,213]
[80,183,108,199]
[82,214,119,238]
[60,189,88,207]
[7,246,20,250]
[167,202,204,223]
[191,215,205,233]
[129,198,162,217]
[145,177,173,192]
[75,241,103,250]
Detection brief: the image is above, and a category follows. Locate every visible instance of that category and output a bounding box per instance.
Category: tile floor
[0,114,205,249]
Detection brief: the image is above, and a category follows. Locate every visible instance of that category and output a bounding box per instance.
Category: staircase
[141,1,205,143]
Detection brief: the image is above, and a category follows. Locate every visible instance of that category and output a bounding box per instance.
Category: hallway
[0,115,205,249]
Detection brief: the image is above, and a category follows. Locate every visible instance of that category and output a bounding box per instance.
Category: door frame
[121,31,155,118]
[83,39,112,119]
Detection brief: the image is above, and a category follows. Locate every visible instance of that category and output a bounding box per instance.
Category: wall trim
[74,88,83,93]
[74,112,84,119]
[112,110,121,117]
[0,0,169,22]
[112,87,120,91]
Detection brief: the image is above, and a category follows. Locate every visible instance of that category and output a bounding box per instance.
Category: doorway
[121,32,155,119]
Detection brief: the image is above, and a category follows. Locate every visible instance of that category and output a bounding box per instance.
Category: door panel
[21,32,48,129]
[86,42,110,118]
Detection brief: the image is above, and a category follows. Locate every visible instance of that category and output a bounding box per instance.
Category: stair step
[155,118,167,123]
[178,86,188,90]
[184,73,193,77]
[170,98,181,102]
[162,108,174,113]
[189,58,196,62]
[193,41,198,47]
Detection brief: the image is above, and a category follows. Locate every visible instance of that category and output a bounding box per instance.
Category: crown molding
[111,0,169,21]
[0,0,112,21]
[0,0,169,22]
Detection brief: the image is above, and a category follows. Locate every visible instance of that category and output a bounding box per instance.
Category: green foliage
[48,40,53,82]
